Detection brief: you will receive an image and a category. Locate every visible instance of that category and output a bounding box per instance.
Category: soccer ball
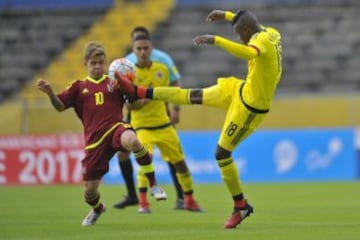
[108,58,135,83]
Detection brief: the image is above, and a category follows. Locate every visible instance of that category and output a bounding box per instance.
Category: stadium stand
[13,0,174,100]
[1,0,359,99]
[0,0,176,134]
[153,0,360,94]
[0,2,110,102]
[0,0,360,134]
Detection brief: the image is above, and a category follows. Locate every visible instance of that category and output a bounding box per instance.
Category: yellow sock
[153,87,192,104]
[137,171,149,189]
[218,157,242,196]
[176,172,193,193]
[134,147,155,177]
[137,162,154,174]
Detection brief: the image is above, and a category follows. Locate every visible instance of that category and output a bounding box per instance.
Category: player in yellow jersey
[114,27,184,210]
[114,9,282,228]
[123,34,202,213]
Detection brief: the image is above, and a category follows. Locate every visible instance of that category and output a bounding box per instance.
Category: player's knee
[215,145,231,160]
[121,130,142,152]
[172,160,189,173]
[128,137,143,152]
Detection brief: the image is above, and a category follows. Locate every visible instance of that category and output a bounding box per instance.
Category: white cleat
[138,207,151,214]
[81,204,106,226]
[150,185,167,201]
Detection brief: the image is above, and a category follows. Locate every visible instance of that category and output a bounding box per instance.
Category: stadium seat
[0,6,109,99]
[149,0,360,94]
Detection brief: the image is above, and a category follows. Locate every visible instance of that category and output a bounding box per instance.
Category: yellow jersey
[131,62,171,129]
[242,27,282,110]
[222,11,282,110]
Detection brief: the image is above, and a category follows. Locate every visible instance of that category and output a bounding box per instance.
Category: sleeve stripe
[249,44,260,55]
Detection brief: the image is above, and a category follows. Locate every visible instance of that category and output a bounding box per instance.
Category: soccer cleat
[184,198,203,212]
[115,71,138,98]
[81,204,106,226]
[138,201,151,214]
[224,201,254,229]
[150,185,167,201]
[174,198,185,210]
[113,196,139,209]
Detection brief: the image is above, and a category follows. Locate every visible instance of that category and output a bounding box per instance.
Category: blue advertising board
[103,128,356,184]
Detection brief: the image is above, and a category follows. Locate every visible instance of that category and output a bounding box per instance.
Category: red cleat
[184,198,203,212]
[138,201,151,214]
[224,201,254,229]
[115,71,139,97]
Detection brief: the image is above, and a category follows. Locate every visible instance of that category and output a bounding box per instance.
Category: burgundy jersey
[57,75,125,147]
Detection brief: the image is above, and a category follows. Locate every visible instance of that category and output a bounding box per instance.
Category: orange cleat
[115,71,139,98]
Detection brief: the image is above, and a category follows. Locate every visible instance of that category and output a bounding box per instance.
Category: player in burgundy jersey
[37,42,167,226]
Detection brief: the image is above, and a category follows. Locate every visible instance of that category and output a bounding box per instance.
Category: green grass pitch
[1,181,359,240]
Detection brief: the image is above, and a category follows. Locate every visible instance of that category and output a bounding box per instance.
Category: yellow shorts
[135,125,184,163]
[203,76,268,151]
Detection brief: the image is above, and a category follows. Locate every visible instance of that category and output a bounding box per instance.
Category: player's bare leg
[81,180,106,226]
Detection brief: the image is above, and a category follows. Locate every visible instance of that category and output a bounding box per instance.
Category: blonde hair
[83,42,106,62]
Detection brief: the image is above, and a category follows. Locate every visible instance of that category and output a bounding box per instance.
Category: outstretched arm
[193,35,258,60]
[37,79,66,111]
[215,36,259,60]
[206,10,235,22]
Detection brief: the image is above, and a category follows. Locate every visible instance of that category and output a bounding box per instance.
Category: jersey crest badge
[156,71,163,79]
[107,82,114,92]
[82,88,89,95]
